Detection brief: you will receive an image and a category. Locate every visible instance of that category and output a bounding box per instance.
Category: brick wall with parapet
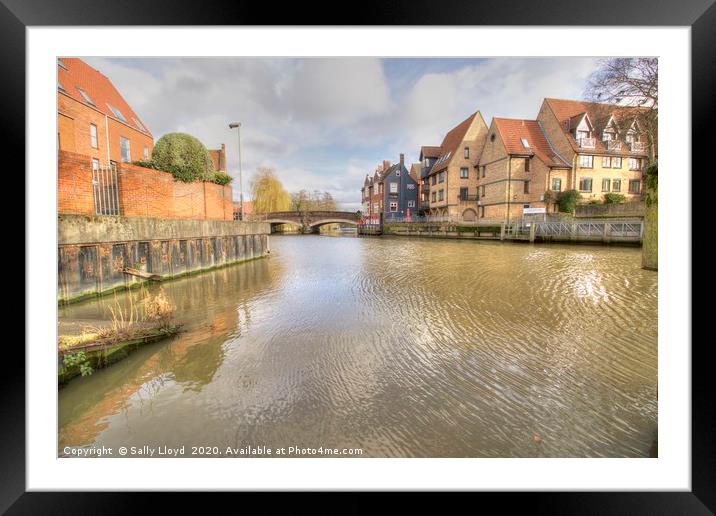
[58,150,233,221]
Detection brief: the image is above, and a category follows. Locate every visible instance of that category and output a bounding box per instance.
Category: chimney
[220,143,226,171]
[399,153,404,167]
[383,160,391,172]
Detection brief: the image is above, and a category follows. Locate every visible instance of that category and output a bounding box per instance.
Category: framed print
[6,0,710,511]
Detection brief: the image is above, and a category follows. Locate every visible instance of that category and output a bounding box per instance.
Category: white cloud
[81,57,599,210]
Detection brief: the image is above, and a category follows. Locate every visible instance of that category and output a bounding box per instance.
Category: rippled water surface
[59,235,658,457]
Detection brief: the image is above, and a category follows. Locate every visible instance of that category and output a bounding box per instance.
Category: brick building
[475,118,572,221]
[208,144,227,172]
[419,112,489,222]
[57,57,154,169]
[536,98,651,206]
[360,154,418,223]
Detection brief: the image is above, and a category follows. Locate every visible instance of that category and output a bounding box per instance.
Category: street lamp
[229,122,245,221]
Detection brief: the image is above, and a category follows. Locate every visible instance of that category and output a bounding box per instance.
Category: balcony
[577,137,596,149]
[607,140,623,151]
[459,194,479,202]
[630,141,646,152]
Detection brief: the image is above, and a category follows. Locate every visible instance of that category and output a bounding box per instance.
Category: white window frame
[143,146,149,161]
[407,200,415,208]
[389,201,398,212]
[551,178,562,191]
[389,182,398,194]
[90,123,98,149]
[460,167,469,179]
[602,156,611,168]
[120,137,131,163]
[579,155,593,168]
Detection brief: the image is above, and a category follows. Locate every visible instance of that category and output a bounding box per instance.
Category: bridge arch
[307,219,358,228]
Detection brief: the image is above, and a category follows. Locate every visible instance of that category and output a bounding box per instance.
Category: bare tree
[585,58,658,164]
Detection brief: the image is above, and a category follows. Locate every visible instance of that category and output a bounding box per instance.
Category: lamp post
[229,122,244,220]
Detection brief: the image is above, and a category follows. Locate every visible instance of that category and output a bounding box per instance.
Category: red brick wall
[118,163,175,218]
[57,92,154,166]
[57,151,233,220]
[58,151,95,215]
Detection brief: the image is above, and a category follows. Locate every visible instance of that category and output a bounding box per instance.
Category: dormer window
[107,103,127,123]
[76,87,95,107]
[520,138,530,148]
[577,130,590,140]
[602,131,615,141]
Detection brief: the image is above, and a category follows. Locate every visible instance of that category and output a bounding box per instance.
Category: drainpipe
[104,114,111,164]
[506,157,512,226]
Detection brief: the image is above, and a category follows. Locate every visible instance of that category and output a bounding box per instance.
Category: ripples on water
[58,235,657,457]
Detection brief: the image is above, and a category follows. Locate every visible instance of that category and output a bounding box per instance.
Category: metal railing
[535,220,643,239]
[92,164,120,216]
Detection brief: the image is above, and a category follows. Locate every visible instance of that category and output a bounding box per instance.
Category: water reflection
[59,236,657,457]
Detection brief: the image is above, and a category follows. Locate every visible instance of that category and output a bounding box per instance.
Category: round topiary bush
[151,133,213,182]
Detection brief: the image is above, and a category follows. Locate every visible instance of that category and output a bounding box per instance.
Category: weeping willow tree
[250,167,291,213]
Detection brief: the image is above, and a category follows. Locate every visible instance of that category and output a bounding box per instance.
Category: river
[58,235,658,458]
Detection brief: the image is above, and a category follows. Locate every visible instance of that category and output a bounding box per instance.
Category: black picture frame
[5,0,708,511]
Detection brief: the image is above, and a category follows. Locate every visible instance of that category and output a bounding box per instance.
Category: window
[629,180,641,193]
[431,192,436,202]
[390,182,398,194]
[107,103,127,123]
[89,124,98,149]
[438,189,444,201]
[460,167,469,179]
[551,178,562,191]
[602,178,611,192]
[521,138,530,148]
[396,170,400,177]
[579,177,593,192]
[431,175,437,186]
[459,187,469,200]
[143,145,149,161]
[482,166,486,178]
[577,130,590,140]
[629,158,642,170]
[92,158,100,171]
[602,156,611,168]
[626,133,634,144]
[523,180,530,194]
[389,201,398,212]
[612,179,621,192]
[579,155,593,168]
[133,118,147,133]
[424,158,429,167]
[76,87,95,106]
[464,147,469,159]
[490,133,496,142]
[525,158,530,172]
[480,206,485,218]
[523,204,530,209]
[613,157,622,168]
[480,185,486,197]
[120,137,131,163]
[438,171,445,183]
[408,200,415,208]
[602,131,614,141]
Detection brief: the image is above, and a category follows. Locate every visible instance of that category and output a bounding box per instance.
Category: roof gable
[430,111,483,173]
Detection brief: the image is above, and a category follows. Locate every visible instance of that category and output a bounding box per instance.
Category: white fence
[92,164,120,216]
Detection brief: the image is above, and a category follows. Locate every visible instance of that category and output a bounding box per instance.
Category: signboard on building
[523,207,546,215]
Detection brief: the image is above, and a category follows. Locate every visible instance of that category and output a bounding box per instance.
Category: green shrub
[588,199,601,205]
[151,133,214,183]
[208,171,233,185]
[603,192,626,204]
[558,189,580,213]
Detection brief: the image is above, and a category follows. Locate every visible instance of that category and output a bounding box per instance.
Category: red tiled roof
[430,112,480,174]
[544,98,650,156]
[57,57,152,137]
[493,118,570,168]
[419,146,441,160]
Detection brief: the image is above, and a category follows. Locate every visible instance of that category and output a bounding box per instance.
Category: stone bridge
[257,210,360,233]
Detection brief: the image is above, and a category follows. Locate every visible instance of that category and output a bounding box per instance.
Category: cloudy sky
[84,57,600,211]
